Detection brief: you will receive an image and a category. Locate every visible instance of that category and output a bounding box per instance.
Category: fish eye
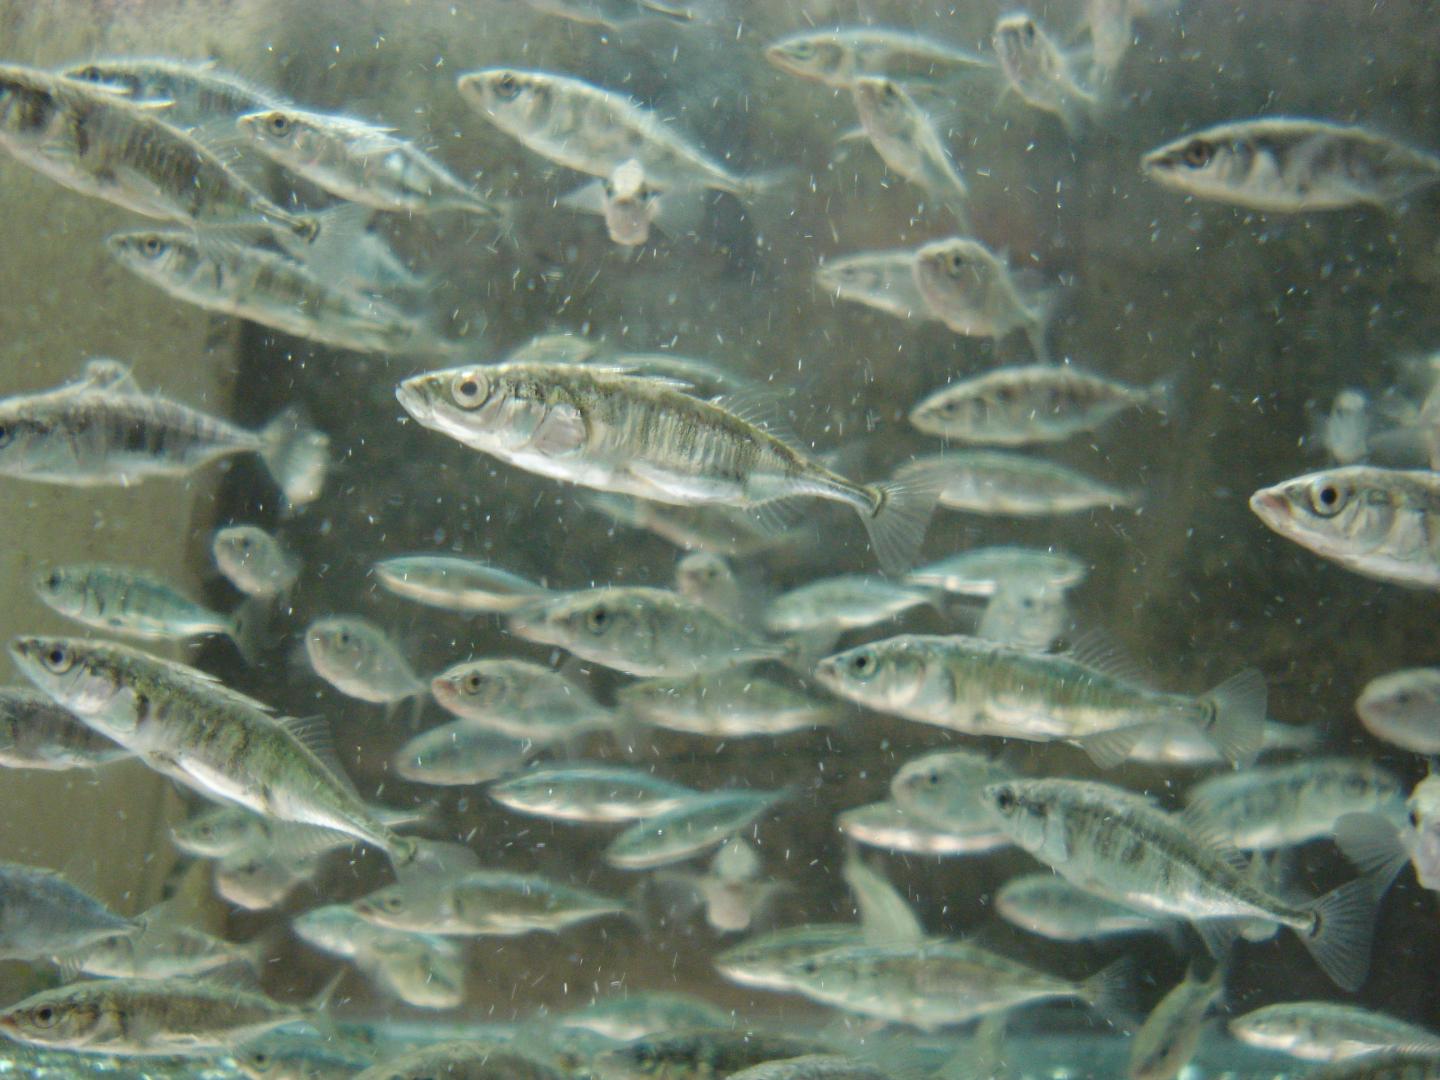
[1182,139,1213,168]
[1411,809,1422,829]
[266,112,292,137]
[44,570,61,589]
[0,424,10,447]
[1308,481,1347,517]
[945,251,966,276]
[494,73,521,100]
[880,81,900,101]
[927,769,940,786]
[138,235,164,258]
[42,645,73,674]
[451,371,489,409]
[587,605,610,633]
[848,651,877,679]
[994,789,1016,813]
[237,535,252,550]
[462,672,483,694]
[1022,20,1037,43]
[789,42,815,61]
[78,66,102,81]
[31,1005,57,1028]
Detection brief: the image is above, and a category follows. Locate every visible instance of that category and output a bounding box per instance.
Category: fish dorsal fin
[151,655,278,714]
[711,385,806,450]
[590,364,696,392]
[1177,807,1250,871]
[279,715,360,796]
[1062,629,1149,687]
[508,332,601,365]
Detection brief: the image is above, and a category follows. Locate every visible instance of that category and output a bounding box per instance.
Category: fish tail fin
[1302,869,1391,991]
[303,968,347,1042]
[258,406,330,509]
[1079,954,1136,1016]
[1333,811,1412,886]
[1199,667,1268,766]
[861,457,954,575]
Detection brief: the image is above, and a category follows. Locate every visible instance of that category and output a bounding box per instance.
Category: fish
[911,239,1052,359]
[560,158,706,248]
[765,28,992,89]
[592,1029,830,1080]
[727,1057,891,1080]
[1336,778,1440,894]
[58,56,286,131]
[1142,119,1440,212]
[992,13,1100,136]
[34,563,246,650]
[107,229,450,357]
[1229,1001,1440,1063]
[456,69,769,197]
[234,1031,376,1080]
[1128,961,1225,1080]
[980,777,1389,990]
[171,799,428,863]
[906,546,1088,597]
[0,860,137,961]
[1081,0,1136,84]
[1321,388,1374,465]
[714,924,866,992]
[1249,467,1440,588]
[293,904,464,1009]
[394,722,533,786]
[995,872,1180,941]
[888,750,1013,834]
[649,838,784,934]
[353,1043,567,1080]
[815,250,934,321]
[0,688,129,771]
[1357,668,1440,754]
[304,617,426,705]
[584,491,801,556]
[238,106,498,216]
[1124,719,1317,768]
[920,451,1138,515]
[837,800,1009,856]
[507,587,787,677]
[430,657,612,740]
[395,361,952,574]
[0,63,316,238]
[606,789,788,869]
[675,552,750,623]
[0,358,328,506]
[978,577,1070,650]
[779,938,1126,1030]
[214,846,322,911]
[212,526,300,599]
[764,575,935,635]
[560,991,730,1042]
[910,365,1168,444]
[9,636,418,867]
[1183,758,1407,850]
[815,634,1266,767]
[373,555,551,614]
[489,764,698,823]
[618,667,841,737]
[519,0,703,30]
[850,77,970,224]
[353,867,628,936]
[0,974,335,1057]
[68,920,267,981]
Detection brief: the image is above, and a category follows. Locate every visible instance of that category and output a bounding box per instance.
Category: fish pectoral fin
[1074,723,1159,769]
[1193,917,1245,959]
[529,403,587,456]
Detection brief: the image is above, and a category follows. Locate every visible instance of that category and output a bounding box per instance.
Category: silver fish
[212,526,300,600]
[911,238,1051,359]
[519,0,702,30]
[394,722,533,786]
[922,451,1138,516]
[430,657,611,740]
[981,778,1388,990]
[674,552,748,623]
[560,991,729,1042]
[58,57,285,130]
[239,106,498,216]
[1357,668,1440,754]
[850,77,969,224]
[995,872,1178,942]
[766,28,992,89]
[0,860,136,961]
[214,846,321,912]
[10,636,418,867]
[353,868,627,936]
[618,667,840,737]
[1250,467,1440,588]
[714,924,866,992]
[906,546,1087,596]
[728,1057,891,1080]
[0,688,129,771]
[373,555,550,613]
[489,764,697,823]
[837,799,1009,856]
[584,491,803,556]
[1143,119,1440,212]
[910,365,1167,444]
[353,1043,566,1080]
[0,358,328,506]
[889,749,1013,834]
[606,789,787,869]
[1128,962,1225,1080]
[765,575,934,635]
[992,13,1099,135]
[592,1029,829,1080]
[816,250,933,321]
[1125,718,1317,768]
[71,921,265,981]
[978,577,1069,650]
[304,617,425,705]
[35,563,240,647]
[560,158,706,248]
[234,1032,376,1080]
[1229,1002,1440,1063]
[396,361,949,574]
[457,68,767,197]
[0,63,315,238]
[293,904,464,1010]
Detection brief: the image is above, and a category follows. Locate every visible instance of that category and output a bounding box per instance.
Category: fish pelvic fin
[258,406,331,509]
[860,457,955,575]
[1198,667,1268,767]
[1302,868,1391,992]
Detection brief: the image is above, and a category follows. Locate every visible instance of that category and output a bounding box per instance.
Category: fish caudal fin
[1333,811,1412,886]
[1199,667,1267,766]
[1079,954,1136,1017]
[1302,869,1390,992]
[258,406,331,509]
[861,457,954,575]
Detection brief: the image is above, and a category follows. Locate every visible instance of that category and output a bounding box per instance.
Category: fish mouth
[394,380,432,424]
[1248,488,1289,528]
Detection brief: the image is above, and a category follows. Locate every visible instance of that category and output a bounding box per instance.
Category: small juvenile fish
[922,451,1138,515]
[1142,119,1440,212]
[59,57,285,130]
[70,921,265,981]
[430,657,611,740]
[212,526,300,599]
[353,868,627,936]
[981,778,1389,990]
[0,688,128,771]
[108,229,448,357]
[490,764,697,823]
[675,552,749,623]
[520,0,701,30]
[996,872,1178,941]
[0,63,317,239]
[394,722,533,786]
[294,904,464,1010]
[1125,719,1317,768]
[907,546,1087,596]
[606,789,787,870]
[172,799,426,862]
[239,106,498,216]
[911,238,1051,359]
[765,575,934,635]
[765,28,992,89]
[837,800,1009,856]
[585,492,791,556]
[889,750,1013,834]
[354,1043,566,1080]
[560,991,729,1041]
[978,577,1069,650]
[992,13,1100,135]
[0,358,328,506]
[850,77,970,224]
[35,563,243,649]
[0,860,137,961]
[1183,758,1407,850]
[729,1057,891,1080]
[1230,1001,1440,1063]
[234,1031,376,1080]
[816,251,933,321]
[507,587,786,677]
[1128,962,1225,1080]
[1249,467,1440,589]
[618,667,840,737]
[1357,668,1440,754]
[373,555,550,613]
[911,365,1167,444]
[593,1029,829,1080]
[816,634,1266,767]
[714,924,866,992]
[560,158,705,249]
[651,838,783,934]
[457,69,768,197]
[305,617,425,705]
[214,846,322,911]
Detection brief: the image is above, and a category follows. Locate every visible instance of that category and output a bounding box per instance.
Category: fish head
[812,639,923,711]
[852,76,913,134]
[351,882,436,931]
[8,637,125,719]
[908,384,984,437]
[292,904,363,954]
[59,62,143,98]
[456,68,554,134]
[237,108,323,160]
[215,852,306,911]
[105,229,197,283]
[0,65,61,147]
[32,564,84,616]
[992,13,1058,85]
[603,191,656,248]
[979,780,1057,854]
[891,749,1004,821]
[1227,1010,1312,1054]
[510,589,643,658]
[674,552,734,601]
[211,526,275,591]
[1357,668,1440,740]
[171,806,254,859]
[397,364,540,449]
[1248,468,1394,565]
[0,400,68,478]
[430,659,517,718]
[0,988,102,1049]
[763,33,851,85]
[1141,128,1245,197]
[912,238,996,319]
